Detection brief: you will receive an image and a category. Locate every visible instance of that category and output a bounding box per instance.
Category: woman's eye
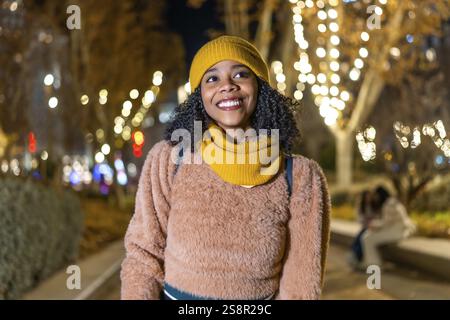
[206,71,249,83]
[206,76,218,83]
[235,71,248,78]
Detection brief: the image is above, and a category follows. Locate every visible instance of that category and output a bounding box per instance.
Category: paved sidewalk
[97,244,450,300]
[23,240,124,300]
[322,245,450,300]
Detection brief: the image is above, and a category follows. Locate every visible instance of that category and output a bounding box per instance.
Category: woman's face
[200,60,258,132]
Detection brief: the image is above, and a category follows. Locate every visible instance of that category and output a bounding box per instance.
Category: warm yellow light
[99,89,108,98]
[114,125,123,135]
[123,100,132,110]
[329,22,339,32]
[44,74,54,86]
[359,48,369,58]
[312,84,321,95]
[330,35,340,46]
[340,91,350,101]
[327,9,338,19]
[390,47,401,58]
[101,143,111,155]
[361,32,370,42]
[96,129,104,140]
[144,90,155,104]
[317,73,327,84]
[350,68,361,81]
[329,0,338,6]
[48,97,58,109]
[355,58,364,69]
[10,1,18,11]
[317,10,327,20]
[276,73,286,83]
[99,96,107,105]
[41,151,48,161]
[374,6,383,15]
[318,24,327,33]
[330,61,340,71]
[134,131,144,145]
[330,48,340,58]
[331,74,340,84]
[316,47,326,58]
[294,90,304,100]
[122,109,131,117]
[80,95,89,105]
[330,86,339,96]
[130,89,139,99]
[95,152,105,163]
[277,82,287,92]
[306,74,316,85]
[153,76,162,86]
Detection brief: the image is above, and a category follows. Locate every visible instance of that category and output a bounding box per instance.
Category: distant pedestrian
[361,186,416,268]
[348,190,378,267]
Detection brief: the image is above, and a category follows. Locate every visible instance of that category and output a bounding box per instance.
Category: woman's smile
[216,98,243,111]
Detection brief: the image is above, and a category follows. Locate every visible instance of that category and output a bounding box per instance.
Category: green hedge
[0,178,84,299]
[411,183,450,212]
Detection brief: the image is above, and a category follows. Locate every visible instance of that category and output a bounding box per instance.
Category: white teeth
[218,99,241,108]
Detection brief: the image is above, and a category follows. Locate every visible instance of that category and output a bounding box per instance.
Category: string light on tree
[44,74,54,86]
[395,120,450,157]
[48,97,58,109]
[99,89,108,105]
[80,94,89,106]
[356,126,377,161]
[271,61,287,94]
[288,0,389,128]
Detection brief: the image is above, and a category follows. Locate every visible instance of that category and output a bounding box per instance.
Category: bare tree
[371,71,450,209]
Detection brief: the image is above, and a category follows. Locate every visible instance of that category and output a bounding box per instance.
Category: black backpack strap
[174,146,183,176]
[285,155,293,197]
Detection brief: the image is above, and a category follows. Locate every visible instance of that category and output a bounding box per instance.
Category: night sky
[166,0,224,74]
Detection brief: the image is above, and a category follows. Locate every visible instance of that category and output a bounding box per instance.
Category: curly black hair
[164,78,301,155]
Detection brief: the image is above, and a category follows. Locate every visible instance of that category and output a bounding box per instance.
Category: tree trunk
[335,130,354,187]
[254,0,278,61]
[110,183,126,210]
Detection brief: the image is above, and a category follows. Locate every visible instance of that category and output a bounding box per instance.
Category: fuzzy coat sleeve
[120,141,175,300]
[275,158,331,300]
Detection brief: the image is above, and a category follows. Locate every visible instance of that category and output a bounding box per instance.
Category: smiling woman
[200,61,258,133]
[120,35,331,301]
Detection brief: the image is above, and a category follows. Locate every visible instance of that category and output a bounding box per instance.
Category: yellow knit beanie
[189,35,270,92]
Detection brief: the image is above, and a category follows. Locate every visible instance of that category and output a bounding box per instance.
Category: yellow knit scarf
[200,123,283,186]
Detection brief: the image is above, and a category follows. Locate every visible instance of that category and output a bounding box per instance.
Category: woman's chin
[215,119,250,131]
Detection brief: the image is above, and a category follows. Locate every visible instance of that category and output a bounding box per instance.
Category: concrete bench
[331,219,450,281]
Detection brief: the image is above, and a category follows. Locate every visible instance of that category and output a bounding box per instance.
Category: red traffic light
[28,132,37,154]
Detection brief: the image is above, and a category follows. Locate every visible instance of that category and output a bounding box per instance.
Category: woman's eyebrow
[204,64,249,75]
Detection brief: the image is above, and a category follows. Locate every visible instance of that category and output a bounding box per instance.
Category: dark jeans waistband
[163,282,275,300]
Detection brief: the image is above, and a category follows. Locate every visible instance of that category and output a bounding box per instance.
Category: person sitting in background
[361,186,417,268]
[348,190,378,268]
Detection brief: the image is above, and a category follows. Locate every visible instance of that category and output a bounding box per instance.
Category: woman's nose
[219,77,238,92]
